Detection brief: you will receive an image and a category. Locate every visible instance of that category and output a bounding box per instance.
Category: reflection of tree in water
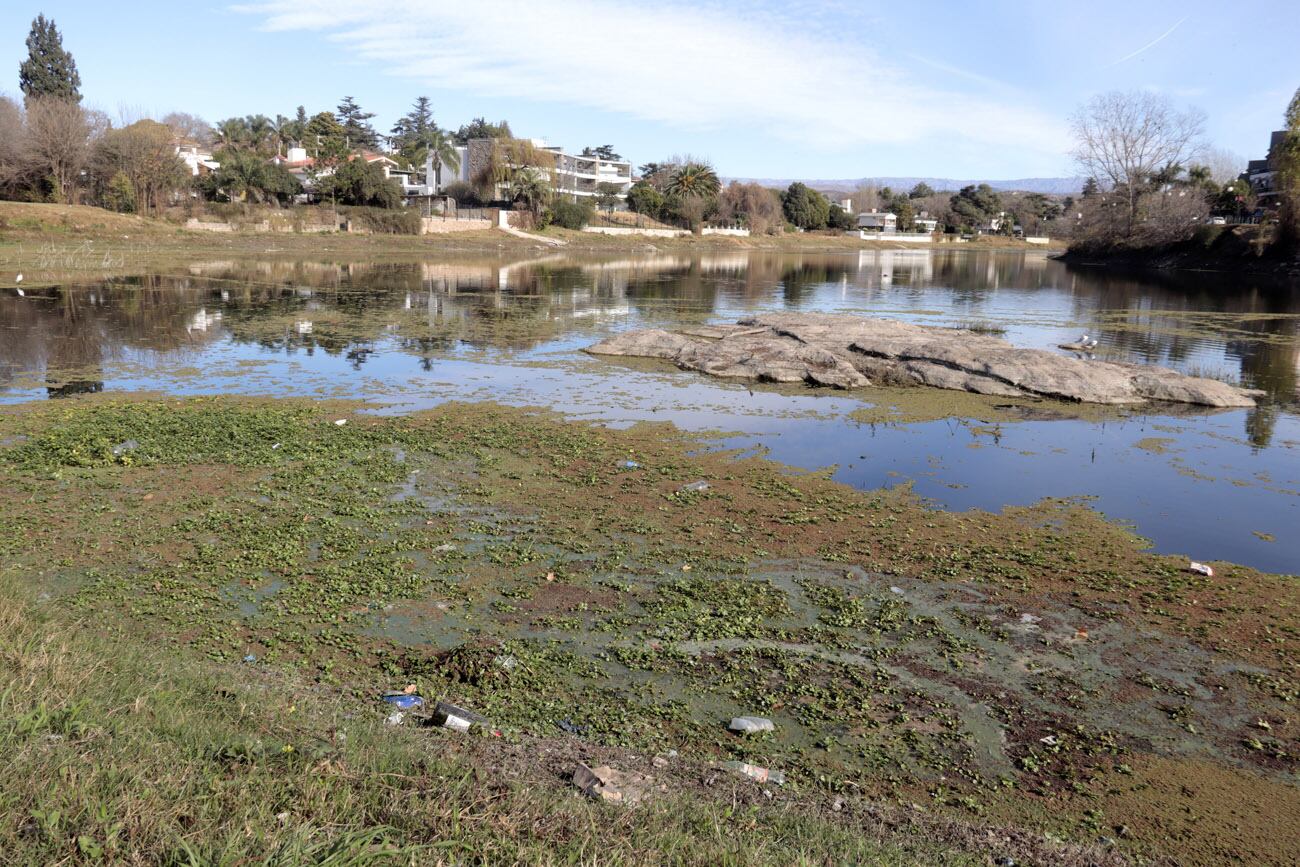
[1062,264,1300,406]
[1,276,219,397]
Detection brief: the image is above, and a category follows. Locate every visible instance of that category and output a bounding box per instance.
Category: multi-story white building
[427,139,633,203]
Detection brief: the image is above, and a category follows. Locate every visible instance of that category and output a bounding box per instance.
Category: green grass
[0,582,969,865]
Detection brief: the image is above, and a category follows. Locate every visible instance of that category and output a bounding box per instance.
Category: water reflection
[1,250,1297,572]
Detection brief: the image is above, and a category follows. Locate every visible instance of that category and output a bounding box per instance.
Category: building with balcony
[1242,130,1287,203]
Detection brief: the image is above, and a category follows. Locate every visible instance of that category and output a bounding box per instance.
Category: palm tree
[665,163,720,200]
[509,167,551,217]
[244,115,275,154]
[213,117,248,151]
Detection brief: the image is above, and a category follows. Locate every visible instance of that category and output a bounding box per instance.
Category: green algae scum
[1,395,1295,865]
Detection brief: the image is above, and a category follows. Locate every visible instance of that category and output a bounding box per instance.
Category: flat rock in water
[586,313,1258,408]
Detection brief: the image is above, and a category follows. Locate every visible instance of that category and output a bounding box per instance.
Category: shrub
[548,198,594,230]
[339,205,421,234]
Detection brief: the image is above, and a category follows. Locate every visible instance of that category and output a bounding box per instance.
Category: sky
[1,1,1296,180]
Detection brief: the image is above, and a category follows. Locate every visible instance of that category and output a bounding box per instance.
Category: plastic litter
[242,654,257,663]
[432,700,487,732]
[385,712,404,726]
[494,654,518,671]
[721,761,785,785]
[111,439,140,457]
[334,419,348,426]
[1188,561,1214,577]
[679,480,710,493]
[620,460,641,469]
[889,586,905,595]
[1040,735,1059,746]
[382,694,424,710]
[728,716,775,734]
[557,718,590,735]
[271,443,281,450]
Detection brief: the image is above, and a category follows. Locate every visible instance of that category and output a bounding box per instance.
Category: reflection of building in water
[856,249,934,284]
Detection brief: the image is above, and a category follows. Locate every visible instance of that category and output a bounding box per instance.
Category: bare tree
[23,97,98,203]
[161,111,212,146]
[93,119,189,215]
[715,181,783,234]
[1071,90,1206,235]
[849,182,880,214]
[1200,146,1245,184]
[0,96,25,195]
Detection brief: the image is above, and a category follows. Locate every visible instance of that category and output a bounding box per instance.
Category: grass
[0,577,973,866]
[0,395,1293,865]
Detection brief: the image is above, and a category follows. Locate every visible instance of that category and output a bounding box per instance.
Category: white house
[175,141,219,177]
[857,211,897,233]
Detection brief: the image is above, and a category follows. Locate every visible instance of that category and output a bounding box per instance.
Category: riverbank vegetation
[1065,88,1300,268]
[0,395,1295,865]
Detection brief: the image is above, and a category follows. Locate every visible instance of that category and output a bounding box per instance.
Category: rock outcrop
[585,313,1259,408]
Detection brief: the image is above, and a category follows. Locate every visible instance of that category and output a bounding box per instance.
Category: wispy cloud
[1105,15,1187,68]
[232,0,1068,157]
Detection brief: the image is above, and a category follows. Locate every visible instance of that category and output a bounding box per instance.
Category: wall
[853,231,934,244]
[421,217,494,234]
[1024,236,1051,245]
[701,226,751,237]
[581,226,690,238]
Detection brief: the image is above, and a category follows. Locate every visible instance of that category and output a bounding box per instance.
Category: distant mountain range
[725,177,1084,196]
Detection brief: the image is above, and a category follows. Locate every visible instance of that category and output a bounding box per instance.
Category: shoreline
[0,201,1063,286]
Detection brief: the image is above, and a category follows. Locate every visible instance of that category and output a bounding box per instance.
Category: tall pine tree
[19,15,81,103]
[335,96,378,150]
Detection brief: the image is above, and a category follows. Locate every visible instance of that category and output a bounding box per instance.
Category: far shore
[0,202,1064,286]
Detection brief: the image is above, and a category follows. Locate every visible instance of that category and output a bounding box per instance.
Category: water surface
[2,249,1296,573]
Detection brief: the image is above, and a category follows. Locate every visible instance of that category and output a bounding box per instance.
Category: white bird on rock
[14,274,22,296]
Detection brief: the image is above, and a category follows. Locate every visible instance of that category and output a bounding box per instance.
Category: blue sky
[2,2,1295,179]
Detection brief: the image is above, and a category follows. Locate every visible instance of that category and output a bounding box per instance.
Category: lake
[2,248,1297,573]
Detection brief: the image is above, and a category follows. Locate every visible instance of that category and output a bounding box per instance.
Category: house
[543,142,634,202]
[913,217,939,233]
[1242,130,1287,203]
[174,140,219,177]
[429,138,633,203]
[857,211,897,233]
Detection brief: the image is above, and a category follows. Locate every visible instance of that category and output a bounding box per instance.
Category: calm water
[2,249,1297,574]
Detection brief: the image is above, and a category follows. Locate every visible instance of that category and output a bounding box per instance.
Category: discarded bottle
[620,460,641,470]
[679,480,710,493]
[728,716,775,734]
[722,760,785,785]
[1188,561,1214,577]
[111,439,139,458]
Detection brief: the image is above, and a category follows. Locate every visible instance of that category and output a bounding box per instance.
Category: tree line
[1068,88,1300,252]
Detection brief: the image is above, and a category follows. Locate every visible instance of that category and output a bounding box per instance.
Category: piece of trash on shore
[432,700,487,733]
[889,586,905,595]
[1188,561,1214,577]
[494,654,518,671]
[111,439,139,458]
[721,760,785,785]
[573,763,653,806]
[679,480,710,493]
[382,693,424,711]
[242,654,257,663]
[558,718,590,735]
[271,443,281,450]
[728,716,775,734]
[385,712,404,726]
[619,460,641,470]
[334,419,348,426]
[1040,735,1059,746]
[433,543,457,553]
